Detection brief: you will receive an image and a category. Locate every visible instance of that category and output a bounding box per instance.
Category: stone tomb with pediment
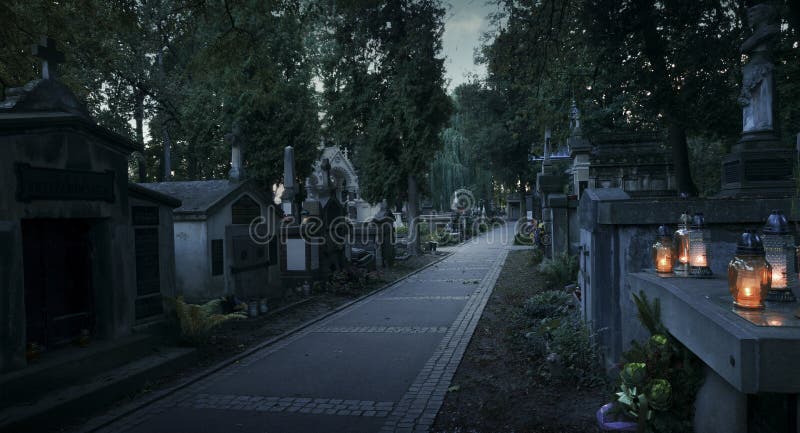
[0,78,149,372]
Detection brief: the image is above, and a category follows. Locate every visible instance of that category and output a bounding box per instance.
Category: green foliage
[320,0,451,206]
[429,82,505,210]
[522,290,574,321]
[327,266,382,296]
[631,292,666,336]
[1,0,321,187]
[168,296,246,343]
[513,289,604,388]
[537,253,578,289]
[513,232,534,246]
[530,247,544,266]
[612,291,704,433]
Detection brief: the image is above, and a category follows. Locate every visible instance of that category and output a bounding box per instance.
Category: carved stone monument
[720,1,794,197]
[280,146,298,220]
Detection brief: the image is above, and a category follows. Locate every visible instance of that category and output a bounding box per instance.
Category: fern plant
[537,253,578,289]
[168,296,247,343]
[611,291,704,433]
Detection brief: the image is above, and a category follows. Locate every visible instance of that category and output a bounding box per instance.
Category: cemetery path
[92,226,514,433]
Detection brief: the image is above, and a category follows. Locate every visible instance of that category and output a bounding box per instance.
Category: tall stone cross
[32,37,65,80]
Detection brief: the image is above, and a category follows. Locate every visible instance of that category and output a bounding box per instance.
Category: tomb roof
[138,179,261,216]
[128,183,182,208]
[0,80,140,154]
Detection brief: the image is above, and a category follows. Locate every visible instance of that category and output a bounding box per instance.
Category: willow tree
[320,0,452,255]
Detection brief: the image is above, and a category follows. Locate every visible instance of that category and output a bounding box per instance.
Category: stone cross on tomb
[32,37,65,80]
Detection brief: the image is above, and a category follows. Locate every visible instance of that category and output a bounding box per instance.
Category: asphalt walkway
[93,226,512,433]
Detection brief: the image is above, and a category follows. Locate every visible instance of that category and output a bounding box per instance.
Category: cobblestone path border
[379,249,509,433]
[175,394,395,417]
[312,326,448,334]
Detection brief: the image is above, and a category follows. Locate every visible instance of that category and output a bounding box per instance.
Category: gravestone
[719,2,794,197]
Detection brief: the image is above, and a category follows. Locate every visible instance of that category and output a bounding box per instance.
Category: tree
[0,0,322,190]
[482,0,593,214]
[435,81,510,210]
[580,0,749,196]
[320,0,452,255]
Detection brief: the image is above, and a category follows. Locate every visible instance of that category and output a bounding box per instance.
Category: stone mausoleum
[0,63,180,371]
[141,152,279,303]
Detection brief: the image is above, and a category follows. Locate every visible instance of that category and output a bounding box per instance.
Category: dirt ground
[433,249,607,433]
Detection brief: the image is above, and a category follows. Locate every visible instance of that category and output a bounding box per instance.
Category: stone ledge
[627,272,800,394]
[596,197,793,226]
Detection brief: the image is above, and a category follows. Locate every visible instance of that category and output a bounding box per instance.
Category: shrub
[530,247,544,265]
[547,314,604,388]
[537,253,578,289]
[522,290,574,322]
[514,233,534,245]
[395,226,408,236]
[169,296,247,343]
[611,291,704,433]
[328,266,382,295]
[516,290,604,388]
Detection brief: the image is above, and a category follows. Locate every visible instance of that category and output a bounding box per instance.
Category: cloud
[442,1,494,90]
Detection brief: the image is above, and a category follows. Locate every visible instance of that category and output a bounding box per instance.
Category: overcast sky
[441,0,497,92]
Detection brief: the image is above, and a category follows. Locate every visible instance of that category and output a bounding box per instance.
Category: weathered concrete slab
[203,332,443,401]
[628,272,800,394]
[380,280,478,297]
[326,299,468,328]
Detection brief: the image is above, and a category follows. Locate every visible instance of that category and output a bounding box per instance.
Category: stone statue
[569,100,581,134]
[738,2,780,134]
[224,122,245,182]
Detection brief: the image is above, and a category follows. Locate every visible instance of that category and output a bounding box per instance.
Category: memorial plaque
[15,163,115,202]
[286,238,306,271]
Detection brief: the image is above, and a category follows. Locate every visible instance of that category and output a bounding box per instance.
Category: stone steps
[0,343,195,433]
[0,334,161,406]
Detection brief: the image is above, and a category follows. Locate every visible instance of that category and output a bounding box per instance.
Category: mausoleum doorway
[22,218,95,348]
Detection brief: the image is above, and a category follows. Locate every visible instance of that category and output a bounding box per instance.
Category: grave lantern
[688,213,712,277]
[728,230,771,310]
[652,225,674,273]
[673,212,691,276]
[762,210,797,302]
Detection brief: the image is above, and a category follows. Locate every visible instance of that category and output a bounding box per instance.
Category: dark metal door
[22,219,94,348]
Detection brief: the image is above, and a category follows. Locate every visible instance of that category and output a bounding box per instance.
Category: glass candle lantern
[762,210,797,302]
[728,230,772,310]
[673,212,691,276]
[688,213,713,277]
[652,225,675,273]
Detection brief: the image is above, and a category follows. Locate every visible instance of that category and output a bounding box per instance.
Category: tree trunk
[163,124,172,181]
[407,174,421,256]
[668,121,698,197]
[134,91,146,183]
